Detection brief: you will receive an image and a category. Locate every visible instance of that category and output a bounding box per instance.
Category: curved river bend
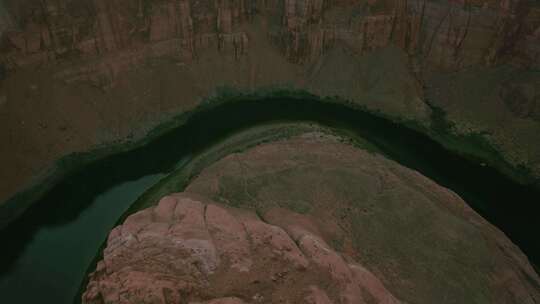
[0,97,539,304]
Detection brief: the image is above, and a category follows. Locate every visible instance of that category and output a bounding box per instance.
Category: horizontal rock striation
[184,133,540,303]
[84,134,540,303]
[1,0,539,73]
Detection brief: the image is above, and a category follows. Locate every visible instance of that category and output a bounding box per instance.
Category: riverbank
[2,89,539,231]
[1,0,540,226]
[73,122,339,304]
[2,38,540,215]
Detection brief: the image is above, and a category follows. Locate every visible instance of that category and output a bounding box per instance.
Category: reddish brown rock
[82,134,540,304]
[184,134,540,303]
[83,192,401,304]
[0,0,540,233]
[1,0,538,71]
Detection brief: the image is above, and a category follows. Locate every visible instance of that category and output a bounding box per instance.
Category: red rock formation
[1,0,538,72]
[83,192,401,304]
[184,133,540,303]
[1,0,540,222]
[0,0,253,70]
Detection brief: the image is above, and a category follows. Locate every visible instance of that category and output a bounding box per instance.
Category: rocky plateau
[84,134,540,304]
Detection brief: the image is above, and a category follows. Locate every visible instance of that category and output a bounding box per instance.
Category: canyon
[83,134,540,304]
[0,2,540,303]
[0,0,539,208]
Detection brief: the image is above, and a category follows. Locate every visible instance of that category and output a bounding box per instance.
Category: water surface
[0,174,164,303]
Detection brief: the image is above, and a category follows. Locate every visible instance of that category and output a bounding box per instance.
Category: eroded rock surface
[83,192,401,304]
[1,0,539,70]
[0,0,540,209]
[84,134,540,304]
[184,134,540,303]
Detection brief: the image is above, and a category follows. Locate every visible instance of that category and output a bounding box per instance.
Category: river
[0,97,538,303]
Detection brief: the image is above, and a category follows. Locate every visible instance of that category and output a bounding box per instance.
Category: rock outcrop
[183,133,540,303]
[84,133,540,304]
[1,0,538,71]
[0,0,253,72]
[83,192,401,304]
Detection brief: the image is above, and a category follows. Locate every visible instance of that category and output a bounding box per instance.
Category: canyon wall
[1,0,539,76]
[0,0,539,208]
[87,134,539,304]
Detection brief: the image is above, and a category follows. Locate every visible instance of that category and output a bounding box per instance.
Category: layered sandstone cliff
[0,0,539,212]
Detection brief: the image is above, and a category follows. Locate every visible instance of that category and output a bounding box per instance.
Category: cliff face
[0,0,251,71]
[0,0,539,209]
[84,192,401,304]
[1,0,538,73]
[277,0,540,68]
